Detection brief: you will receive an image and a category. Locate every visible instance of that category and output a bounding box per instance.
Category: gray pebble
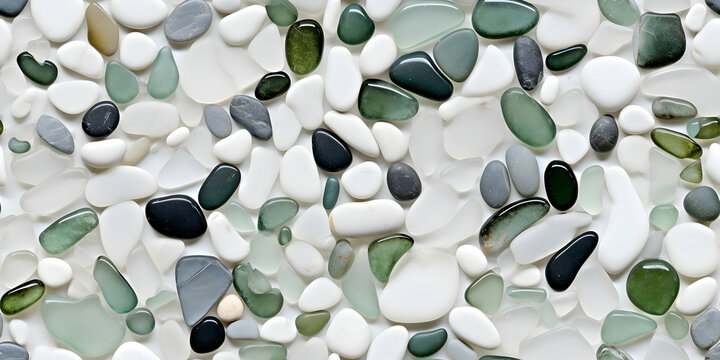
[589,114,619,153]
[164,0,212,43]
[203,105,232,139]
[505,144,539,196]
[684,186,720,222]
[387,162,422,201]
[692,307,720,350]
[513,36,543,91]
[175,256,232,326]
[36,114,74,154]
[229,95,272,141]
[480,160,511,209]
[0,342,28,360]
[652,97,697,119]
[707,341,720,360]
[227,319,259,340]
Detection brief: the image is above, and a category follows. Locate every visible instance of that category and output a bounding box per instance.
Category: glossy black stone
[387,162,422,201]
[198,163,241,211]
[81,101,119,139]
[145,195,207,240]
[544,160,577,211]
[229,95,272,140]
[254,71,291,101]
[589,114,619,153]
[708,0,720,15]
[545,231,598,291]
[389,51,453,101]
[190,316,225,354]
[311,129,352,172]
[513,36,543,91]
[0,0,27,17]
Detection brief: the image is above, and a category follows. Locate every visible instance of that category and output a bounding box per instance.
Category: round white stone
[218,5,266,45]
[580,56,640,111]
[298,277,342,312]
[55,41,103,79]
[366,0,402,20]
[208,212,250,263]
[511,265,542,287]
[119,32,159,71]
[540,75,560,105]
[325,308,370,359]
[9,319,28,345]
[286,75,325,130]
[47,80,99,115]
[366,325,408,360]
[341,162,383,200]
[617,135,652,174]
[462,45,514,97]
[360,34,398,76]
[37,257,73,287]
[325,46,362,112]
[30,0,84,42]
[279,145,321,203]
[113,342,161,360]
[80,139,126,169]
[213,129,252,164]
[122,101,180,138]
[324,111,380,157]
[249,25,284,72]
[686,3,707,32]
[85,166,158,207]
[110,0,168,29]
[212,0,243,13]
[260,316,297,344]
[556,129,589,165]
[216,294,244,322]
[456,245,487,278]
[449,306,501,349]
[329,200,405,238]
[665,223,720,278]
[99,201,144,269]
[618,105,654,134]
[285,241,324,278]
[372,122,408,163]
[675,277,717,315]
[693,19,720,68]
[166,127,190,147]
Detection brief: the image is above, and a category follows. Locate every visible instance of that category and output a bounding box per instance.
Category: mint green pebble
[471,0,539,39]
[680,160,703,184]
[147,46,179,100]
[601,310,657,344]
[465,271,504,315]
[337,3,374,45]
[8,137,30,153]
[126,307,155,335]
[105,61,138,104]
[664,310,689,340]
[93,255,138,314]
[238,341,287,360]
[257,197,299,231]
[578,165,605,216]
[596,344,633,360]
[501,87,557,148]
[39,208,99,255]
[390,0,464,50]
[265,0,298,27]
[221,201,256,233]
[278,226,292,246]
[598,0,640,26]
[649,204,678,231]
[341,248,380,319]
[538,301,557,328]
[323,176,340,210]
[506,286,546,303]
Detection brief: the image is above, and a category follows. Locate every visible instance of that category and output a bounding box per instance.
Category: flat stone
[8,138,30,154]
[581,56,639,111]
[341,162,382,200]
[311,129,352,172]
[433,29,478,82]
[545,231,598,291]
[255,71,291,101]
[449,306,500,349]
[675,278,716,316]
[82,101,119,139]
[368,234,413,283]
[328,239,353,279]
[324,111,379,157]
[386,162,422,201]
[145,195,207,240]
[36,115,73,154]
[121,101,179,138]
[330,200,405,238]
[0,342,28,359]
[229,95,272,141]
[691,308,720,349]
[104,60,138,104]
[147,46,179,99]
[337,3,374,45]
[501,87,556,148]
[39,208,98,255]
[198,163,241,211]
[589,115,619,153]
[389,51,452,101]
[286,19,323,75]
[666,311,690,340]
[601,309,657,344]
[465,271,503,315]
[480,160,511,208]
[367,326,409,360]
[505,144,539,196]
[390,0,464,50]
[164,0,211,43]
[266,0,298,26]
[408,329,447,357]
[126,308,155,335]
[86,3,118,56]
[513,36,543,91]
[203,105,232,139]
[598,0,639,25]
[227,319,258,340]
[651,127,702,159]
[479,197,550,255]
[545,44,587,71]
[665,223,720,278]
[0,0,27,17]
[684,186,720,221]
[472,0,538,39]
[295,311,330,337]
[510,212,592,265]
[176,256,232,326]
[30,0,84,42]
[325,308,370,358]
[626,259,679,315]
[93,255,138,314]
[358,79,418,121]
[360,34,397,76]
[110,0,167,29]
[635,12,685,68]
[1,280,44,315]
[190,316,224,353]
[238,342,286,360]
[652,97,697,119]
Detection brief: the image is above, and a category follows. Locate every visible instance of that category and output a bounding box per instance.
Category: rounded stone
[513,36,543,91]
[285,19,324,75]
[203,105,232,139]
[589,114,619,153]
[683,186,720,222]
[337,3,374,45]
[229,95,272,141]
[407,328,447,357]
[472,0,538,39]
[145,195,208,240]
[433,28,478,82]
[505,144,539,197]
[389,51,453,101]
[0,342,28,360]
[545,231,598,291]
[0,0,27,17]
[311,129,352,172]
[126,308,155,335]
[544,160,578,211]
[358,79,419,121]
[626,258,679,316]
[198,163,241,211]
[652,97,697,119]
[255,71,291,101]
[546,44,587,71]
[190,316,225,354]
[479,160,511,209]
[635,12,685,69]
[164,0,212,43]
[387,162,422,201]
[328,239,354,279]
[692,307,720,350]
[82,101,119,139]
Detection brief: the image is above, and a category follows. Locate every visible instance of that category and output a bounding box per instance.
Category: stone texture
[513,36,543,91]
[229,95,272,141]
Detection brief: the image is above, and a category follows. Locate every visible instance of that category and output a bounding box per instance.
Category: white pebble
[56,41,104,79]
[540,75,559,105]
[366,0,402,21]
[122,137,152,165]
[675,277,717,315]
[279,146,322,203]
[291,205,334,251]
[110,0,168,29]
[249,25,284,72]
[31,0,84,42]
[686,3,707,32]
[38,257,73,287]
[587,21,633,56]
[216,294,245,322]
[166,127,189,147]
[665,223,719,278]
[366,325,408,360]
[371,122,408,163]
[270,103,301,152]
[324,111,380,158]
[556,129,589,165]
[325,309,371,359]
[208,212,249,263]
[456,245,487,278]
[322,0,341,36]
[122,101,180,138]
[511,265,541,287]
[119,32,158,71]
[580,56,639,111]
[237,147,281,209]
[616,135,652,174]
[325,46,362,112]
[285,241,324,278]
[330,200,405,238]
[80,139,127,169]
[212,0,242,13]
[0,21,10,66]
[298,278,342,312]
[341,162,383,200]
[286,75,325,130]
[100,201,144,269]
[47,81,99,115]
[618,105,654,134]
[113,342,161,360]
[449,306,500,349]
[33,346,82,360]
[260,316,297,344]
[510,213,592,265]
[9,319,28,345]
[214,129,252,164]
[462,45,514,97]
[85,166,158,208]
[360,34,398,76]
[218,5,266,45]
[693,19,720,68]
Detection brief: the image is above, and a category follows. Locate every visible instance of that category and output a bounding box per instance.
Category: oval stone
[37,115,74,154]
[544,160,578,211]
[479,197,550,255]
[601,309,657,344]
[190,316,225,353]
[126,308,155,335]
[407,328,447,357]
[505,144,539,196]
[472,0,538,39]
[266,0,297,27]
[286,19,324,75]
[203,104,232,139]
[691,308,720,350]
[513,36,543,91]
[337,3,374,45]
[433,28,478,82]
[0,342,28,360]
[480,160,511,209]
[386,162,422,201]
[86,3,119,56]
[652,97,697,119]
[589,114,619,153]
[1,280,45,315]
[683,186,720,222]
[82,101,119,139]
[545,44,587,71]
[93,256,137,314]
[368,234,414,283]
[311,129,352,172]
[323,176,340,210]
[39,208,99,255]
[389,51,453,101]
[164,0,212,43]
[145,195,207,240]
[328,239,354,279]
[198,163,241,211]
[257,197,299,231]
[390,0,464,50]
[147,46,179,99]
[650,128,702,159]
[104,61,138,104]
[545,231,598,291]
[295,311,330,336]
[16,51,57,86]
[501,87,556,148]
[229,95,272,141]
[358,79,419,121]
[255,71,291,101]
[626,259,679,315]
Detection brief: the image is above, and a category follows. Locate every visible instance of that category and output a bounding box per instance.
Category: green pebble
[198,163,241,211]
[664,310,689,340]
[105,61,138,104]
[433,28,479,82]
[328,239,354,279]
[407,328,447,357]
[265,0,298,27]
[126,307,155,335]
[465,271,503,316]
[601,309,657,345]
[389,51,453,101]
[649,204,678,231]
[146,290,176,309]
[285,19,323,75]
[358,79,419,121]
[255,71,291,101]
[506,286,546,303]
[652,97,697,119]
[257,197,299,231]
[626,258,679,315]
[39,208,99,255]
[687,117,720,139]
[247,268,272,295]
[238,341,287,360]
[598,0,640,26]
[596,344,633,360]
[0,279,45,315]
[578,164,605,216]
[323,175,340,210]
[232,264,284,318]
[479,197,550,255]
[680,160,703,184]
[650,128,702,159]
[93,256,138,314]
[390,0,464,50]
[278,226,292,246]
[634,12,685,69]
[471,0,538,39]
[221,201,255,233]
[684,185,720,222]
[295,310,330,336]
[367,233,413,283]
[340,247,379,319]
[147,46,178,100]
[538,301,557,328]
[16,51,57,86]
[337,3,374,45]
[8,137,30,154]
[545,44,587,71]
[501,87,557,148]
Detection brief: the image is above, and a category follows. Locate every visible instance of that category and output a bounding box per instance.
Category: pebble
[389,51,453,101]
[249,25,284,72]
[504,144,539,196]
[390,0,463,50]
[166,127,189,147]
[146,195,206,240]
[540,75,559,105]
[626,258,679,315]
[324,111,379,158]
[0,342,27,360]
[285,75,324,131]
[618,105,654,134]
[280,146,321,203]
[359,79,419,121]
[37,258,72,288]
[635,12,685,68]
[85,165,157,207]
[686,3,707,32]
[286,19,324,75]
[36,114,74,154]
[449,306,501,349]
[513,36,543,91]
[34,346,80,360]
[557,129,589,165]
[30,0,84,42]
[325,46,362,111]
[434,29,478,83]
[56,41,104,79]
[360,34,398,76]
[366,325,408,360]
[82,101,119,139]
[227,319,258,340]
[501,87,557,148]
[110,0,168,29]
[285,241,323,278]
[372,122,408,163]
[676,277,716,315]
[407,328,447,357]
[207,212,249,263]
[341,162,383,200]
[255,71,291,101]
[190,317,225,353]
[589,114,619,153]
[462,45,514,97]
[236,147,280,209]
[456,245,487,278]
[311,128,352,172]
[8,319,27,345]
[665,223,720,278]
[480,197,550,255]
[213,129,252,164]
[79,139,126,169]
[119,32,158,71]
[113,342,160,360]
[105,61,138,104]
[259,316,296,344]
[164,0,211,43]
[325,308,370,358]
[684,186,720,222]
[0,0,27,17]
[580,56,640,111]
[291,205,333,250]
[329,199,404,238]
[691,308,720,349]
[479,160,510,208]
[298,278,341,312]
[229,95,272,141]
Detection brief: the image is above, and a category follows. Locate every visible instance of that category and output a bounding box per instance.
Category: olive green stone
[465,271,504,316]
[408,328,447,357]
[232,264,284,318]
[601,310,657,344]
[295,310,330,336]
[358,79,419,121]
[433,28,478,82]
[684,185,720,222]
[0,279,44,315]
[221,201,255,233]
[652,97,697,119]
[506,286,546,303]
[471,0,538,39]
[501,87,557,148]
[598,0,640,26]
[278,226,292,246]
[367,233,413,283]
[626,258,679,315]
[16,51,57,86]
[479,197,550,255]
[198,163,241,211]
[328,239,354,279]
[687,117,720,139]
[390,0,464,50]
[596,344,633,360]
[147,46,179,100]
[266,0,297,27]
[255,71,291,101]
[341,247,379,319]
[649,204,678,231]
[665,310,689,340]
[680,160,703,184]
[39,208,99,255]
[323,175,340,210]
[105,61,138,104]
[126,307,155,335]
[8,137,30,154]
[337,3,374,45]
[634,12,685,69]
[257,197,299,231]
[545,44,587,71]
[238,341,287,360]
[93,256,138,314]
[285,19,323,75]
[650,128,702,159]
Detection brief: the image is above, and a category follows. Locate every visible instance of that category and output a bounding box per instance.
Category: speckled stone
[634,12,685,69]
[691,307,720,349]
[229,95,272,141]
[387,162,422,201]
[255,71,291,101]
[37,115,74,154]
[513,36,543,91]
[82,101,119,139]
[203,105,232,139]
[683,186,720,222]
[479,160,511,209]
[589,115,619,153]
[652,97,697,120]
[164,0,212,43]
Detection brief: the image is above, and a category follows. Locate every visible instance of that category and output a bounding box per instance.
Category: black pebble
[387,162,422,201]
[145,195,208,240]
[0,0,28,17]
[544,160,578,211]
[589,115,619,153]
[311,129,352,172]
[229,95,272,140]
[255,71,291,101]
[190,316,225,354]
[545,231,598,291]
[707,0,720,15]
[82,101,120,139]
[389,51,453,101]
[513,36,543,91]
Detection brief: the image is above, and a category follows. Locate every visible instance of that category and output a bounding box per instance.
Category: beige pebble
[217,294,244,322]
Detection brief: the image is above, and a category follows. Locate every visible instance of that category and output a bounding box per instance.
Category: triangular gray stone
[175,255,232,326]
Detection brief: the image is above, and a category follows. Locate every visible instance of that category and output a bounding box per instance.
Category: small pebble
[386,162,422,201]
[216,294,244,322]
[684,186,720,222]
[589,114,619,153]
[479,160,511,208]
[190,317,225,354]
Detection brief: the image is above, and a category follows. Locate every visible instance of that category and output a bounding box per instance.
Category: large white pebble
[298,278,342,312]
[329,200,405,238]
[80,139,126,169]
[286,75,325,130]
[249,25,284,72]
[270,103,301,152]
[31,0,84,42]
[219,5,265,45]
[213,129,252,164]
[119,32,159,71]
[512,265,542,287]
[113,342,161,360]
[285,241,324,278]
[580,56,639,111]
[260,316,297,344]
[449,306,500,349]
[85,166,158,207]
[122,102,180,138]
[325,46,362,111]
[47,80,99,115]
[693,19,720,68]
[360,34,398,76]
[366,325,408,360]
[372,122,407,163]
[686,3,707,33]
[208,212,249,263]
[38,257,73,287]
[237,147,281,209]
[100,201,144,268]
[291,205,333,251]
[618,105,654,134]
[166,127,190,147]
[110,0,168,29]
[280,146,321,203]
[462,45,514,97]
[325,309,370,359]
[456,245,487,277]
[665,223,720,278]
[675,277,716,315]
[366,0,402,20]
[56,41,104,79]
[341,162,383,200]
[617,135,652,174]
[324,111,379,157]
[557,129,589,165]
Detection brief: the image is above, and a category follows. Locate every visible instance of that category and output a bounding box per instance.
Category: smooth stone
[325,309,370,358]
[285,19,323,75]
[236,147,280,209]
[290,204,333,250]
[505,144,539,196]
[544,160,578,211]
[389,51,452,101]
[617,105,654,136]
[110,0,167,29]
[323,111,379,157]
[39,208,98,255]
[665,223,720,278]
[260,316,296,344]
[213,130,252,164]
[20,168,88,216]
[86,3,118,57]
[93,256,137,314]
[545,231,598,291]
[147,46,179,99]
[557,129,589,165]
[47,80,99,115]
[255,72,290,101]
[249,24,284,72]
[596,344,633,360]
[601,310,657,344]
[329,200,405,238]
[120,101,179,138]
[341,247,380,318]
[119,32,158,71]
[589,115,619,153]
[626,259,679,315]
[342,162,382,200]
[635,12,685,68]
[30,0,83,42]
[676,277,716,316]
[0,342,27,359]
[227,319,258,340]
[0,0,27,17]
[1,251,37,289]
[651,128,702,159]
[367,234,413,283]
[581,56,639,111]
[104,61,138,104]
[407,329,447,357]
[176,256,232,326]
[693,19,720,68]
[642,66,720,116]
[480,160,511,209]
[190,317,225,353]
[405,182,458,236]
[269,104,301,151]
[666,311,690,340]
[513,36,543,91]
[616,135,652,174]
[545,44,587,72]
[598,0,639,25]
[323,176,340,210]
[298,278,341,312]
[501,87,557,148]
[8,138,30,154]
[366,0,400,20]
[442,98,505,159]
[277,226,292,246]
[652,97,697,119]
[456,245,487,278]
[295,311,330,337]
[433,29,478,82]
[472,0,538,39]
[126,308,155,335]
[113,342,160,360]
[229,95,272,141]
[79,139,126,169]
[1,280,44,315]
[684,186,720,221]
[145,195,206,240]
[285,75,323,131]
[285,241,323,278]
[198,163,241,211]
[461,45,514,97]
[465,271,503,315]
[360,34,397,76]
[311,129,352,172]
[208,212,250,263]
[358,79,419,121]
[449,306,500,349]
[390,0,464,50]
[266,0,298,26]
[386,162,422,201]
[693,308,720,349]
[367,326,409,360]
[280,146,322,203]
[688,117,720,140]
[202,105,231,139]
[328,239,354,279]
[82,101,119,139]
[164,0,211,43]
[510,212,592,265]
[649,204,678,231]
[36,115,73,154]
[337,3,374,45]
[237,342,287,360]
[479,197,550,254]
[232,264,284,318]
[218,5,264,45]
[85,165,157,207]
[540,75,560,105]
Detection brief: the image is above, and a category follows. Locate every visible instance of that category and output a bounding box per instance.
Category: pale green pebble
[125,307,155,335]
[341,247,380,319]
[597,0,640,26]
[649,204,678,232]
[146,290,176,309]
[278,226,292,246]
[248,232,282,274]
[664,310,689,340]
[390,0,464,50]
[506,286,546,303]
[578,165,604,216]
[248,268,272,294]
[465,271,504,315]
[680,160,702,184]
[147,46,179,100]
[8,137,30,153]
[93,255,137,314]
[538,301,557,328]
[220,201,255,233]
[277,264,305,304]
[105,60,138,104]
[601,309,657,345]
[238,341,287,360]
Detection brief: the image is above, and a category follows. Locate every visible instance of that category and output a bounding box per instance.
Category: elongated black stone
[82,101,120,139]
[545,44,586,71]
[544,160,577,211]
[311,129,352,172]
[198,163,241,211]
[190,316,225,353]
[389,51,453,101]
[545,231,598,291]
[145,195,207,240]
[513,36,543,91]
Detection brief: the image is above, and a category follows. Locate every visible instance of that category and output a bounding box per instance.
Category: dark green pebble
[232,264,284,318]
[337,3,374,45]
[255,71,291,101]
[544,160,578,211]
[626,258,679,315]
[1,280,45,315]
[16,51,57,86]
[687,117,720,139]
[634,12,685,69]
[684,186,720,222]
[389,51,453,101]
[650,128,703,159]
[471,0,538,39]
[198,163,241,211]
[545,44,587,71]
[407,328,447,357]
[323,175,340,210]
[358,79,418,121]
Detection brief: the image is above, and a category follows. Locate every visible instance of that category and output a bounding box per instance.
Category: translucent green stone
[323,176,340,210]
[601,310,657,344]
[471,0,538,39]
[596,344,633,360]
[16,51,57,86]
[147,46,179,100]
[232,264,284,318]
[93,256,138,314]
[248,269,272,295]
[278,226,292,246]
[249,232,282,275]
[433,28,478,82]
[285,19,323,75]
[650,128,702,159]
[255,71,291,101]
[8,137,30,154]
[126,307,155,335]
[367,233,413,283]
[238,341,287,360]
[39,208,99,255]
[41,294,126,358]
[634,12,685,69]
[146,290,176,309]
[266,0,297,27]
[257,197,299,231]
[506,286,546,303]
[328,239,354,279]
[479,197,550,255]
[598,0,639,26]
[341,247,379,319]
[578,165,604,216]
[680,160,703,184]
[664,310,689,340]
[649,204,678,231]
[0,279,44,315]
[277,264,305,304]
[652,97,697,119]
[538,301,557,328]
[337,4,374,45]
[295,310,330,336]
[358,79,418,121]
[501,87,557,148]
[545,44,587,71]
[105,60,138,104]
[198,163,241,211]
[465,271,504,315]
[221,201,255,233]
[687,117,720,139]
[626,258,679,315]
[390,0,464,50]
[407,328,447,357]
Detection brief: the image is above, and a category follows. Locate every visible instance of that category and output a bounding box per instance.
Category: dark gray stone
[0,342,28,360]
[229,95,272,140]
[505,144,539,196]
[513,36,543,91]
[36,114,74,154]
[0,0,27,17]
[480,160,511,208]
[203,104,232,139]
[707,0,720,16]
[693,308,720,350]
[164,0,212,43]
[387,162,422,201]
[176,256,232,326]
[190,316,224,353]
[227,319,259,340]
[684,186,720,222]
[82,101,119,139]
[589,114,619,153]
